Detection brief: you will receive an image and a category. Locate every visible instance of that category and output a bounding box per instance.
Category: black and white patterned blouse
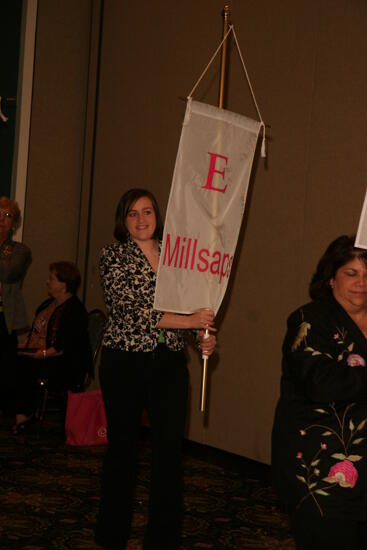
[99,236,186,352]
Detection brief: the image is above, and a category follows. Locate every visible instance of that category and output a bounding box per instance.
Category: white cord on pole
[187,25,266,157]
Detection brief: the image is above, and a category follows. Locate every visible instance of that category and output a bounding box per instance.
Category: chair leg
[37,379,49,433]
[39,387,49,424]
[36,379,68,438]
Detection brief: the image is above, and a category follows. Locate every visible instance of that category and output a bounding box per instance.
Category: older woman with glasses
[0,196,31,414]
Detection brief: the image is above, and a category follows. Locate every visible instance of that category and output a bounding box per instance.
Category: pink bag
[65,389,108,446]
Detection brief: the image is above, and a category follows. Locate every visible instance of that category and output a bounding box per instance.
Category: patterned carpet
[0,412,295,549]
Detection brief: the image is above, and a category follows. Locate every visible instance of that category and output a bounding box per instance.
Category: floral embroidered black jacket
[272,295,367,521]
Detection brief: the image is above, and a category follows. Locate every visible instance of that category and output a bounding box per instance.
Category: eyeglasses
[0,210,13,220]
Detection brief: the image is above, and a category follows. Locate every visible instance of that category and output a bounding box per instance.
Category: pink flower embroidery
[321,443,327,450]
[314,468,320,476]
[327,460,358,488]
[347,354,366,367]
[333,332,339,340]
[300,429,306,436]
[296,452,303,459]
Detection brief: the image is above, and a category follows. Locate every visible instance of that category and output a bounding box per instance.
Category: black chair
[37,308,107,427]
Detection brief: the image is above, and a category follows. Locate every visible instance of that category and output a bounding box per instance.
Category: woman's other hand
[198,331,217,356]
[33,347,62,359]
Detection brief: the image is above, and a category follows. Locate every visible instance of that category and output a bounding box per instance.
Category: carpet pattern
[0,414,295,549]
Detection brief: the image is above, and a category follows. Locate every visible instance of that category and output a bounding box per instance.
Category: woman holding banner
[95,188,216,550]
[272,235,367,550]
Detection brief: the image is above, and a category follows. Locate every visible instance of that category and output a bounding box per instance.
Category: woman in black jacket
[14,261,92,433]
[272,235,367,550]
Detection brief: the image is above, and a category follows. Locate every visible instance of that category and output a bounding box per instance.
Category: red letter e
[202,152,228,193]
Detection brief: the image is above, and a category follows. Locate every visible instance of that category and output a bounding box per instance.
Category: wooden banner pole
[200,4,231,413]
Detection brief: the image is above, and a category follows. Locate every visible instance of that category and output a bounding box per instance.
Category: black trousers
[96,345,188,550]
[290,511,367,550]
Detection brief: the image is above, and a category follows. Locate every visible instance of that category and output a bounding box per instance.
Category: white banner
[154,99,261,315]
[355,187,367,249]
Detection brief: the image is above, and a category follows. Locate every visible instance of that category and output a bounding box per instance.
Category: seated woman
[14,261,92,434]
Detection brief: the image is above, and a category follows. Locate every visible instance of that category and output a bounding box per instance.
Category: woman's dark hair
[49,261,81,294]
[309,235,367,300]
[114,188,163,243]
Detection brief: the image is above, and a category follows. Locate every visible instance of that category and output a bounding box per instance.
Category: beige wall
[22,0,93,310]
[22,0,367,464]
